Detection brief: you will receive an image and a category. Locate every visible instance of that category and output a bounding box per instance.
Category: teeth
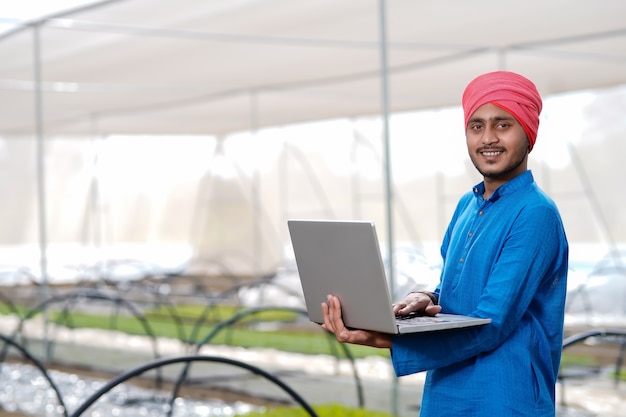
[482,151,501,156]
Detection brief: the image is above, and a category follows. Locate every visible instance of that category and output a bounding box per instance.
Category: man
[322,71,569,416]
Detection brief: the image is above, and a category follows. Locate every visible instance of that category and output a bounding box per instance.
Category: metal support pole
[378,0,394,305]
[250,91,263,286]
[378,0,398,415]
[33,23,51,361]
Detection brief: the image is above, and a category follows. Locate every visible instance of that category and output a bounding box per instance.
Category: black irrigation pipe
[150,296,189,344]
[0,292,23,363]
[16,289,159,353]
[562,328,626,349]
[184,278,274,345]
[68,354,319,417]
[13,289,165,386]
[559,328,626,406]
[168,306,364,417]
[202,306,364,405]
[0,334,69,417]
[103,278,190,344]
[0,291,22,317]
[187,277,304,345]
[562,328,626,386]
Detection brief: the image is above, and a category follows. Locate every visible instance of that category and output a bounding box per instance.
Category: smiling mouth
[480,149,504,157]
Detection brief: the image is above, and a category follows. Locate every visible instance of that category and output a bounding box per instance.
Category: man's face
[466,103,529,183]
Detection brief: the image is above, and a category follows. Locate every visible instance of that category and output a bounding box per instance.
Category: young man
[322,71,569,416]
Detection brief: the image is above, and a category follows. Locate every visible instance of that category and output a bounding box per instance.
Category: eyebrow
[468,115,516,124]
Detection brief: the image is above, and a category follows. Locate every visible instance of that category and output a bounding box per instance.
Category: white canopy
[1,0,626,137]
[1,0,626,287]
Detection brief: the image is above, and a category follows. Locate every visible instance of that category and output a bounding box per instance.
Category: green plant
[237,403,394,417]
[0,304,386,359]
[608,368,626,381]
[559,352,596,368]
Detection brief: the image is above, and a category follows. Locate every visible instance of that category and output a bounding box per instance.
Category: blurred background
[1,2,626,416]
[1,0,625,323]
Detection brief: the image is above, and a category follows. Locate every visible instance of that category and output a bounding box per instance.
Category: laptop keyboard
[395,314,445,323]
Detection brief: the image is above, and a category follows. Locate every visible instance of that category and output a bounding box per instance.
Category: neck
[482,178,502,199]
[482,169,529,199]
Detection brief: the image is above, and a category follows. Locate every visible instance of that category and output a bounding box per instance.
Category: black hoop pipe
[0,334,68,417]
[562,328,626,349]
[563,328,626,383]
[68,354,319,417]
[17,289,161,359]
[169,305,364,416]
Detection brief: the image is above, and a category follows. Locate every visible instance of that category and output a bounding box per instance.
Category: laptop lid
[287,219,491,334]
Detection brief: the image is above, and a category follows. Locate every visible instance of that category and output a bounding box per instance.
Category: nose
[482,126,499,145]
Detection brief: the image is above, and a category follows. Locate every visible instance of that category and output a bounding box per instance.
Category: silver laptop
[287,219,491,334]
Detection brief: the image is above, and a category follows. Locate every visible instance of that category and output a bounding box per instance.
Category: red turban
[462,71,542,151]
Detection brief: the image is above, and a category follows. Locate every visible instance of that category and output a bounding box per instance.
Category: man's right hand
[322,294,392,349]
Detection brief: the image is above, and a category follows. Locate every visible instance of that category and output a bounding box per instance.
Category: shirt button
[468,232,473,237]
[478,211,484,215]
[459,258,464,263]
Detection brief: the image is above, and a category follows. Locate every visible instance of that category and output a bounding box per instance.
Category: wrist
[411,290,439,305]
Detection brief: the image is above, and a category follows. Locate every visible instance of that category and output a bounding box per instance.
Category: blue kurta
[391,171,568,416]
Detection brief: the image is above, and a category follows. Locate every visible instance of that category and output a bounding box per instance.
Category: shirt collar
[472,170,534,202]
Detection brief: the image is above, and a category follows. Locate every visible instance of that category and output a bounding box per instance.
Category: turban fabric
[462,71,542,151]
